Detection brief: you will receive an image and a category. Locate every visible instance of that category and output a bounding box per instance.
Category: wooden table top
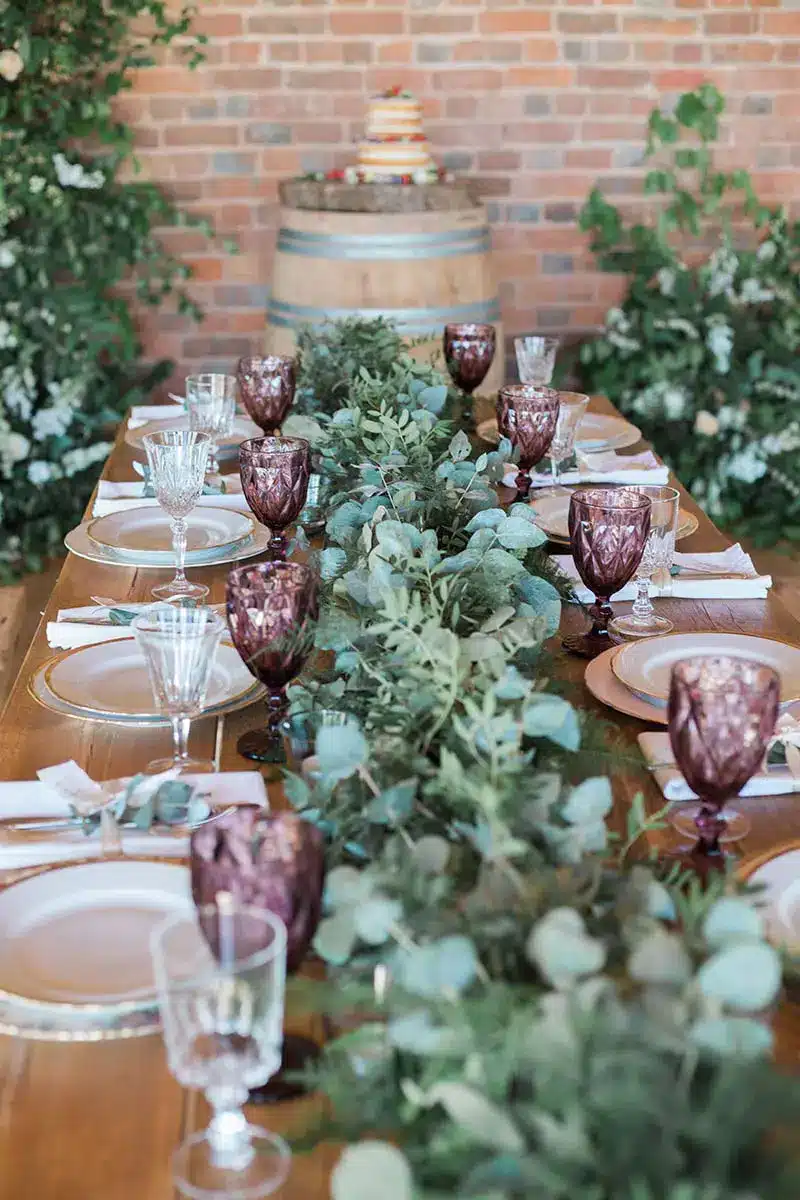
[1,397,798,1199]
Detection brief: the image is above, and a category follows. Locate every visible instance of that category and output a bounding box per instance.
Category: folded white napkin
[639,730,800,801]
[127,404,185,430]
[554,544,771,602]
[502,450,669,490]
[47,602,226,649]
[92,478,245,518]
[0,766,267,871]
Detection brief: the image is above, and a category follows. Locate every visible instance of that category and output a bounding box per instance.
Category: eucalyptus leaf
[560,776,612,823]
[316,724,368,782]
[523,696,581,752]
[696,942,781,1012]
[425,1082,525,1153]
[331,1143,413,1200]
[496,516,546,550]
[448,429,471,461]
[353,895,403,945]
[396,935,478,997]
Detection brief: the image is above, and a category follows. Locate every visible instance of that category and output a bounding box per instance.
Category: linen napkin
[47,602,226,649]
[502,450,669,490]
[639,730,800,801]
[0,765,268,871]
[553,544,771,603]
[92,478,246,518]
[127,403,185,430]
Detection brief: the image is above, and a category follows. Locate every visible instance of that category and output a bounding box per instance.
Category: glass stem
[694,802,725,857]
[550,456,559,486]
[205,1088,253,1171]
[631,575,654,624]
[171,715,191,763]
[172,517,188,585]
[207,442,221,483]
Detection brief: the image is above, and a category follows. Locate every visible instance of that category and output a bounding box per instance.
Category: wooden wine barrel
[266,180,504,392]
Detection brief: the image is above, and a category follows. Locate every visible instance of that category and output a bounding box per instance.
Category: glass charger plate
[476,411,642,452]
[86,506,255,563]
[125,414,261,457]
[0,859,189,1017]
[612,632,800,707]
[64,519,270,569]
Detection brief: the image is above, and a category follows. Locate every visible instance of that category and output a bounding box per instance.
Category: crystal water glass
[133,604,225,775]
[610,486,681,639]
[514,335,559,385]
[547,391,590,487]
[142,429,211,602]
[186,374,237,483]
[563,487,651,659]
[150,896,290,1199]
[668,656,780,862]
[442,323,496,395]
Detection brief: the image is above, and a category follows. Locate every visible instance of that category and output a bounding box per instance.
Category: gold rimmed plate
[38,638,259,721]
[611,632,800,707]
[477,411,642,452]
[530,491,698,545]
[125,414,261,457]
[64,519,270,569]
[86,507,255,563]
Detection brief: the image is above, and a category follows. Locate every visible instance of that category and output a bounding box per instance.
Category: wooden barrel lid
[279,178,482,213]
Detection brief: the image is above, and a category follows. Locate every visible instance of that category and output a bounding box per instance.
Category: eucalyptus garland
[279,324,800,1199]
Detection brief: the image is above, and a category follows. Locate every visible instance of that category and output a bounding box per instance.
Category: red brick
[164,124,240,147]
[674,44,705,64]
[522,41,560,63]
[479,10,551,34]
[566,148,613,168]
[703,13,758,34]
[577,67,651,89]
[378,41,413,63]
[410,15,475,34]
[186,258,224,282]
[557,12,618,33]
[710,41,774,63]
[247,15,326,36]
[194,13,243,37]
[763,13,800,34]
[506,66,574,87]
[228,42,261,65]
[330,12,404,35]
[623,17,698,35]
[213,69,281,91]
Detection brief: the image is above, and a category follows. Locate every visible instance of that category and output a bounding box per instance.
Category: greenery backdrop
[0,1,212,581]
[578,85,800,549]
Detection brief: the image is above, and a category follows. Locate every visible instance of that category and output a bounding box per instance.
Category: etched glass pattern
[236,356,296,435]
[610,485,680,639]
[443,322,496,395]
[142,429,211,601]
[186,373,237,480]
[514,335,559,385]
[238,437,310,559]
[496,384,560,497]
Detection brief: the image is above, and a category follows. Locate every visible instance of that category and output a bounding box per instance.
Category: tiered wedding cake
[354,88,437,183]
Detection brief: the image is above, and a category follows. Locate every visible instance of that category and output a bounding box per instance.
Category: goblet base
[246,1034,321,1104]
[144,756,217,776]
[172,1125,290,1200]
[562,630,618,660]
[152,580,209,603]
[659,841,732,879]
[669,803,749,844]
[236,727,286,765]
[609,613,674,639]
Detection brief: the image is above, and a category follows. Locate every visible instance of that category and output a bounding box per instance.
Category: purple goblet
[239,436,310,559]
[191,806,325,1102]
[563,487,651,659]
[496,384,560,498]
[237,356,296,435]
[443,323,496,395]
[226,561,318,763]
[667,656,779,868]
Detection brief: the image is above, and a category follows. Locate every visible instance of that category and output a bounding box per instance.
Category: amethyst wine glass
[668,656,780,864]
[563,488,651,659]
[237,356,296,436]
[496,384,560,498]
[226,561,318,763]
[239,436,310,559]
[191,807,325,1103]
[443,323,496,395]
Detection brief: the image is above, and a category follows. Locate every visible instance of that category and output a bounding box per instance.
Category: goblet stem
[515,468,532,498]
[268,531,288,560]
[172,518,188,587]
[632,575,655,623]
[206,1090,253,1171]
[236,689,289,764]
[694,803,726,857]
[171,714,192,765]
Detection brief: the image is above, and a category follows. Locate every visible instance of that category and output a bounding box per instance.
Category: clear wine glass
[610,485,681,639]
[547,391,590,487]
[132,604,226,775]
[514,335,559,385]
[142,430,211,602]
[668,656,780,862]
[185,374,237,484]
[150,895,290,1200]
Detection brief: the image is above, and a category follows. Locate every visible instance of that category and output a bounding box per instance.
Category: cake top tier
[365,89,425,140]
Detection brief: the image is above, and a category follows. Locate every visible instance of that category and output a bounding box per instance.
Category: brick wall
[122,0,800,385]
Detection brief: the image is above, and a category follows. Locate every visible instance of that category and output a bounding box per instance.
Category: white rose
[695,410,720,437]
[0,49,24,82]
[0,244,16,268]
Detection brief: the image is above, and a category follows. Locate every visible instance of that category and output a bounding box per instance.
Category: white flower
[662,387,687,420]
[0,49,24,83]
[62,441,111,477]
[52,152,105,190]
[704,244,738,298]
[28,176,46,195]
[739,278,774,305]
[0,319,16,349]
[31,405,73,441]
[27,460,56,486]
[695,410,720,437]
[706,317,734,374]
[343,166,358,185]
[0,243,16,268]
[726,447,767,484]
[757,239,776,262]
[656,267,675,296]
[0,429,30,475]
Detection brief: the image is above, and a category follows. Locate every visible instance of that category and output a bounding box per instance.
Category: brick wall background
[122,0,800,385]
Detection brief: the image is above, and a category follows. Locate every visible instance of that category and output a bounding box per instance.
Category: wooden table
[1,399,799,1199]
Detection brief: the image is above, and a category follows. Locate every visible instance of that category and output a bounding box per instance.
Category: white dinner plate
[43,638,256,720]
[477,412,642,453]
[0,861,191,1013]
[612,632,800,707]
[584,645,668,725]
[747,848,800,955]
[125,414,261,457]
[529,492,698,544]
[65,519,270,569]
[86,507,254,563]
